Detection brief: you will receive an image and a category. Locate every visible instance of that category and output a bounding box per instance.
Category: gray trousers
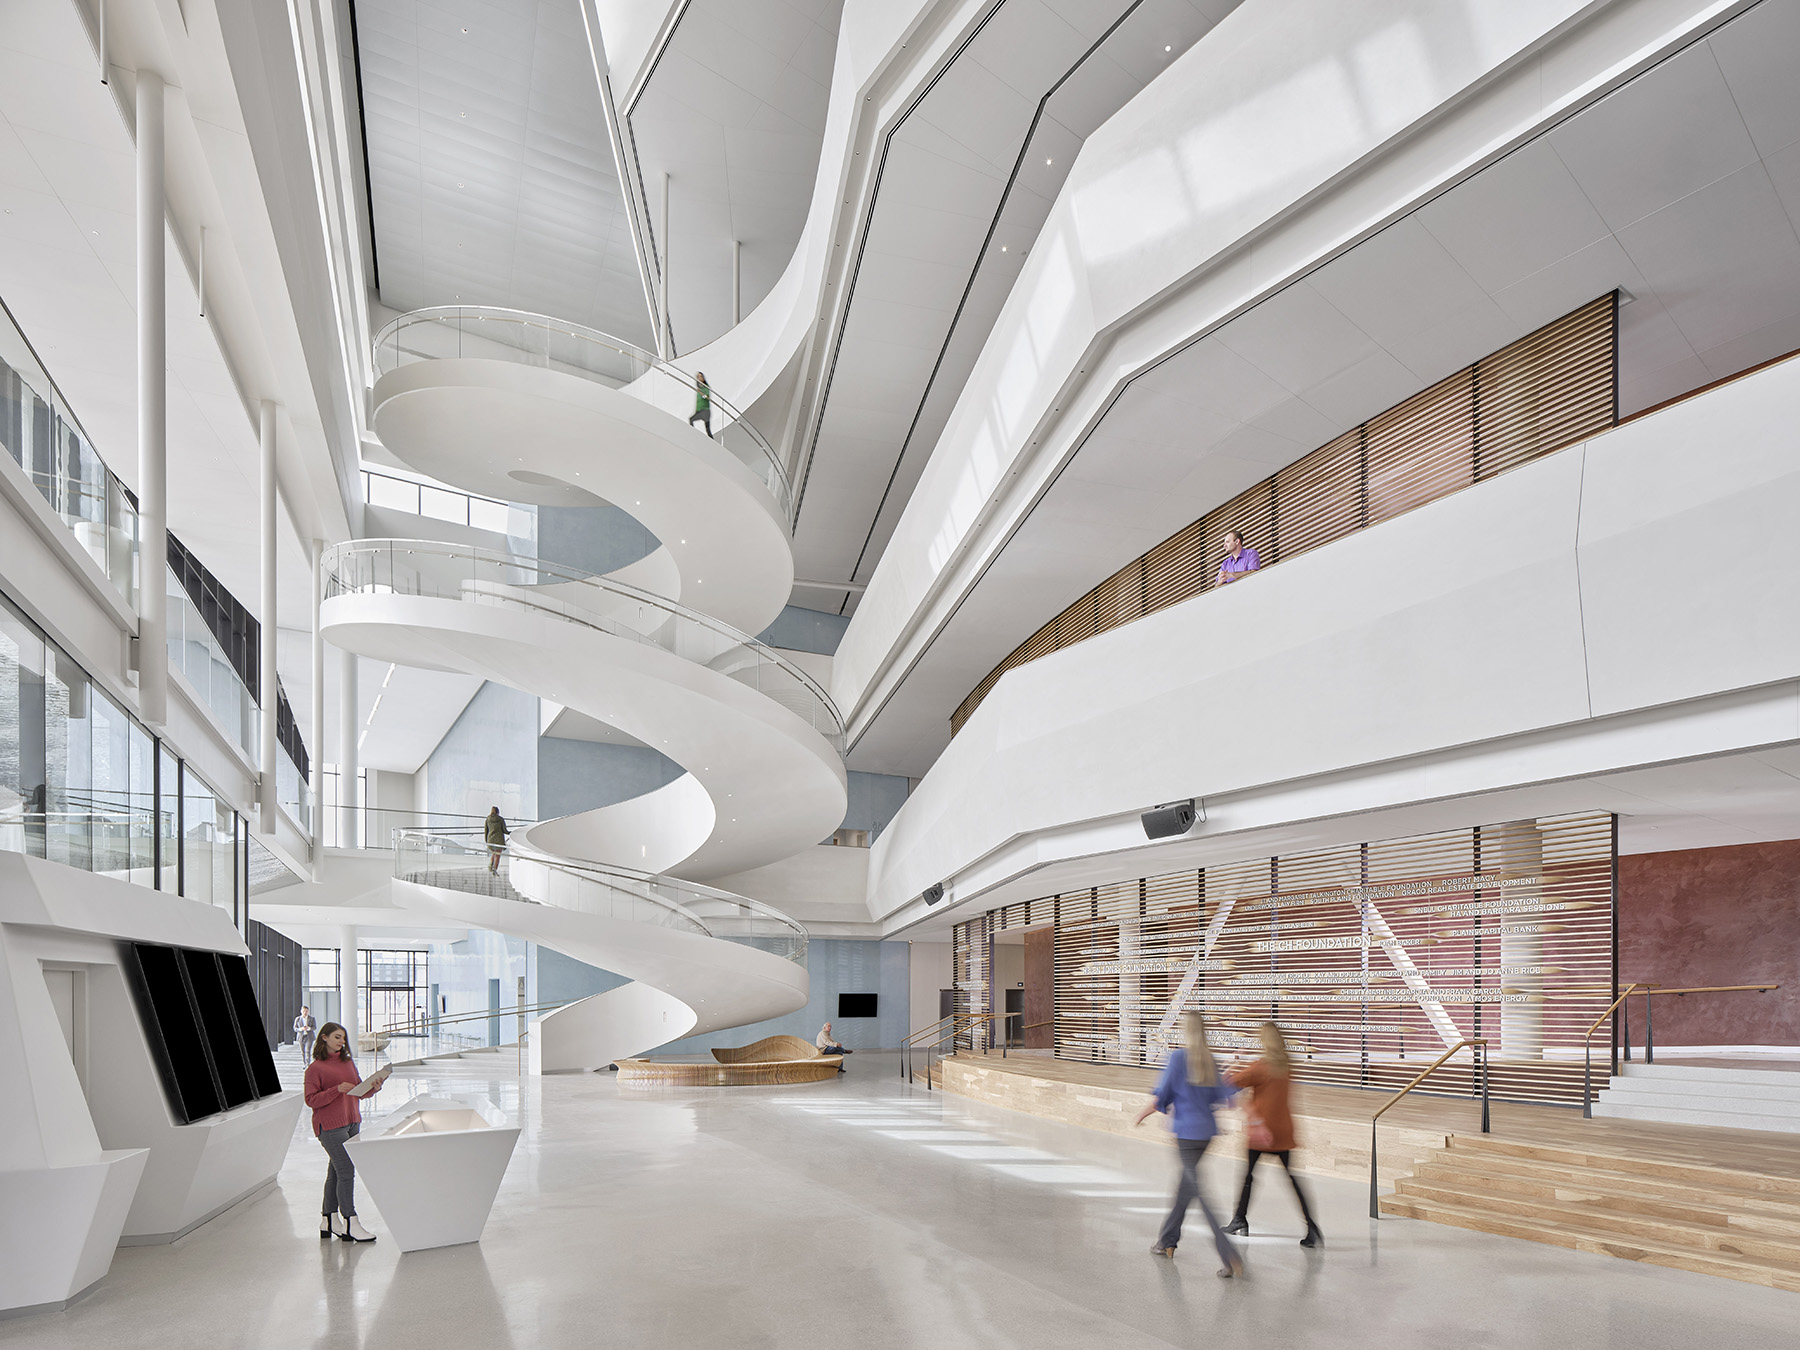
[1157,1136,1237,1267]
[319,1122,360,1217]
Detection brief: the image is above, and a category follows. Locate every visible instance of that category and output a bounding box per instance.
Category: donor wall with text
[954,813,1616,1105]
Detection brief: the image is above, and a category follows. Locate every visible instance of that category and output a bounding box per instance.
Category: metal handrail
[1369,1038,1488,1219]
[394,830,810,963]
[903,1013,1005,1089]
[370,304,792,520]
[322,539,844,747]
[1586,982,1779,1114]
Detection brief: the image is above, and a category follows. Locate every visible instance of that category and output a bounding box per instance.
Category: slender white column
[310,538,325,872]
[338,924,360,1058]
[258,401,278,833]
[731,238,741,325]
[337,644,359,847]
[659,172,671,358]
[136,71,168,726]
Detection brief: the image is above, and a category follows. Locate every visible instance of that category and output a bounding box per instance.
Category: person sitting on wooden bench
[817,1022,852,1071]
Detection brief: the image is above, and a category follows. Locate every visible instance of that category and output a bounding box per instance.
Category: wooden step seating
[1381,1134,1800,1291]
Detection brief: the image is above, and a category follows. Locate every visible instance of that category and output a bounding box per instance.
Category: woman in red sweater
[303,1023,386,1242]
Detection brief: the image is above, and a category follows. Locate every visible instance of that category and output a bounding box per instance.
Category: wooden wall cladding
[950,294,1618,735]
[956,812,1616,1106]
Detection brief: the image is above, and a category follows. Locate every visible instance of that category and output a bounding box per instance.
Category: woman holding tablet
[304,1022,389,1242]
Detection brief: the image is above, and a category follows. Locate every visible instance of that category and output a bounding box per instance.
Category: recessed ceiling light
[1164,44,1172,52]
[1045,158,1053,166]
[1001,245,1007,252]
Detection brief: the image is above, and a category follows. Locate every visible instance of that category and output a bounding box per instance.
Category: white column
[659,172,671,358]
[731,238,741,325]
[309,538,324,872]
[1490,820,1547,1060]
[337,645,359,847]
[136,70,168,727]
[338,924,360,1059]
[258,401,278,833]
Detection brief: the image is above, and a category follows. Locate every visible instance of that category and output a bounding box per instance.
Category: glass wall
[0,586,251,913]
[0,297,139,606]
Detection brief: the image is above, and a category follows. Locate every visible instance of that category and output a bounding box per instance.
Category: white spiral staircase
[321,308,847,1070]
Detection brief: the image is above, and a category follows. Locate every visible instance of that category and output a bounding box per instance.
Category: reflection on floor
[6,1054,1797,1349]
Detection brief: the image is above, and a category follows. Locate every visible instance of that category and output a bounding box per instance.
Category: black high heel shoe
[1223,1217,1249,1236]
[1300,1222,1324,1249]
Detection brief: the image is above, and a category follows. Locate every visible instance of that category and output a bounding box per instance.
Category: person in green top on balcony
[485,806,508,875]
[689,371,713,439]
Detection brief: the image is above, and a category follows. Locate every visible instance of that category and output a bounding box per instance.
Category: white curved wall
[832,0,1741,740]
[866,353,1800,919]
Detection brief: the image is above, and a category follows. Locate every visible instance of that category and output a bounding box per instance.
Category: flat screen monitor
[181,949,256,1110]
[129,943,223,1123]
[837,993,877,1019]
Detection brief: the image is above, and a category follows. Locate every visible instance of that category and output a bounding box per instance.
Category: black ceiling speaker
[1141,799,1199,840]
[922,882,946,906]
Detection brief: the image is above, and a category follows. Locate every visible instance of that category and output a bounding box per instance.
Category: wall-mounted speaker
[922,882,946,905]
[1141,799,1200,840]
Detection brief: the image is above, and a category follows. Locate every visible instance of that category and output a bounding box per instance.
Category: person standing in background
[1225,1021,1322,1248]
[485,806,508,875]
[689,372,713,438]
[294,1005,316,1061]
[1135,1011,1244,1277]
[1216,529,1260,585]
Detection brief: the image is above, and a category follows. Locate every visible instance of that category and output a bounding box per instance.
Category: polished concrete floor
[7,1052,1797,1349]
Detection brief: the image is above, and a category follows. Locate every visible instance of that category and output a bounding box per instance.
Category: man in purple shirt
[1217,529,1260,585]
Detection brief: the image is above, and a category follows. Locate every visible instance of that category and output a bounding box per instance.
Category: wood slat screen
[1041,812,1615,1106]
[951,911,992,1052]
[951,294,1618,735]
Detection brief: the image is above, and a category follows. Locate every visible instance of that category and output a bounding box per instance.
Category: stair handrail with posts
[900,1013,1006,1088]
[1584,982,1781,1116]
[1368,1039,1489,1219]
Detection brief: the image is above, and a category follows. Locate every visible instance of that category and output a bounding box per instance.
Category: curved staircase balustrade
[393,831,808,965]
[321,539,843,750]
[372,305,792,521]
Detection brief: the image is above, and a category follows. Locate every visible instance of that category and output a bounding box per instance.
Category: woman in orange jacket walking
[1225,1021,1322,1247]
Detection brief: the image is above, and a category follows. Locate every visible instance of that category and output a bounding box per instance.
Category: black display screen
[838,993,878,1019]
[220,955,283,1097]
[129,943,223,1123]
[181,949,255,1109]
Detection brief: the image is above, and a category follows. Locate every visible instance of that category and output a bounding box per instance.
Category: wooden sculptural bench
[615,1034,843,1086]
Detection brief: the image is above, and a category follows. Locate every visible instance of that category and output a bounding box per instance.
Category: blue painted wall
[757,604,850,656]
[653,939,910,1054]
[424,681,538,822]
[539,737,685,818]
[538,504,659,576]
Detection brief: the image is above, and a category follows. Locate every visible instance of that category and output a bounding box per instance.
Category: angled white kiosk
[345,1095,519,1252]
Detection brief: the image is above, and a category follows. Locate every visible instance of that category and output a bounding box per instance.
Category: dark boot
[1300,1221,1323,1248]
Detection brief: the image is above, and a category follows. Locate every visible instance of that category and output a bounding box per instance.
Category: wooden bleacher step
[1380,1134,1800,1291]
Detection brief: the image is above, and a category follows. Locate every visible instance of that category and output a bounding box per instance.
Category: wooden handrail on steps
[1583,983,1779,1117]
[1369,1038,1489,1220]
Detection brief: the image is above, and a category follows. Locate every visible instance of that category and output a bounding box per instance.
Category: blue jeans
[320,1122,360,1218]
[1157,1137,1236,1267]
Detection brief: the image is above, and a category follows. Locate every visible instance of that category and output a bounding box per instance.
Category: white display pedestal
[344,1095,519,1253]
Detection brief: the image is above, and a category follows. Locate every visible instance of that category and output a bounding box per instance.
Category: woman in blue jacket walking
[1136,1011,1244,1277]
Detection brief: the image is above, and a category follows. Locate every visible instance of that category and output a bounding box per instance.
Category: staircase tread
[1425,1151,1800,1212]
[1379,1194,1800,1284]
[1445,1135,1800,1195]
[1395,1176,1800,1252]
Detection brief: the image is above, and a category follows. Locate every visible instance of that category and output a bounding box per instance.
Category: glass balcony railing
[165,565,259,766]
[0,297,139,606]
[372,306,794,523]
[321,539,844,750]
[362,468,537,541]
[275,741,312,836]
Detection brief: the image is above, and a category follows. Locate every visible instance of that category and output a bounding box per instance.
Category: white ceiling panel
[357,0,652,345]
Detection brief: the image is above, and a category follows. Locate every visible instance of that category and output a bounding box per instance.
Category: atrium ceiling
[355,0,654,347]
[847,0,1800,777]
[785,0,1241,615]
[626,0,844,353]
